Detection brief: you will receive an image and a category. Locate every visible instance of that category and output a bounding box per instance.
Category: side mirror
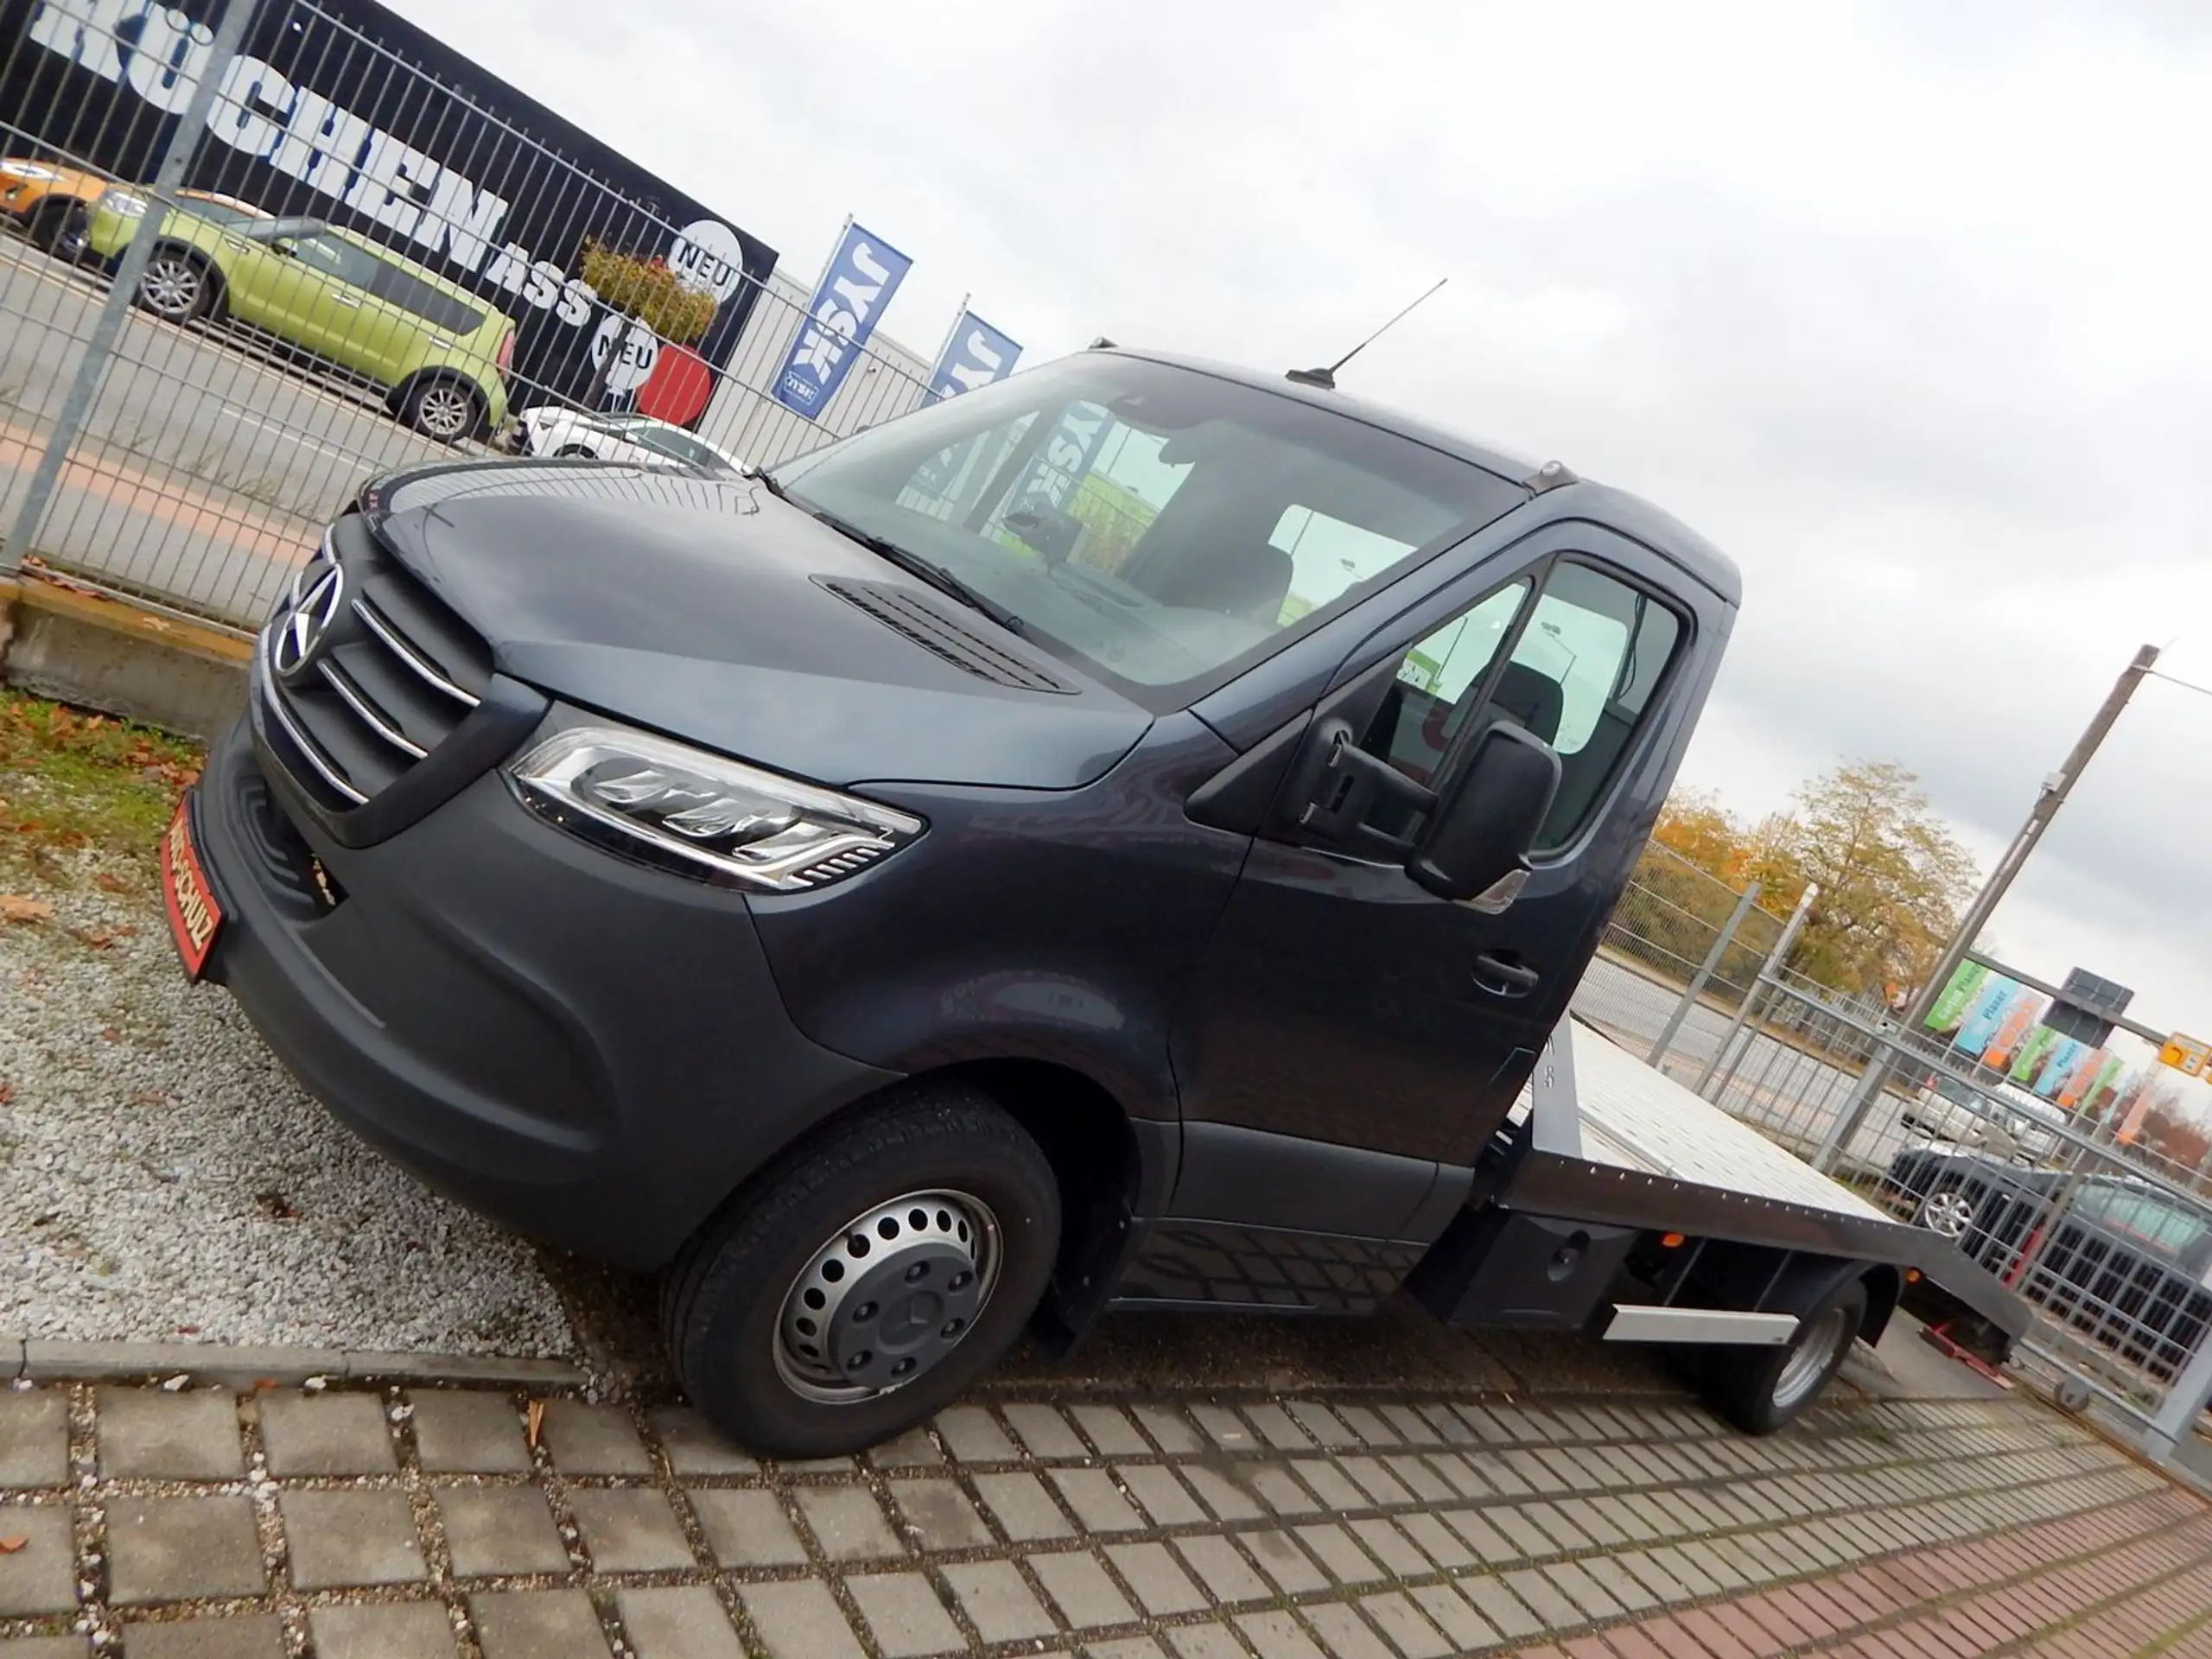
[1407,722,1561,903]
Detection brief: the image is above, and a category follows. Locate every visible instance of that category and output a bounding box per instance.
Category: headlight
[507,724,924,892]
[101,190,149,218]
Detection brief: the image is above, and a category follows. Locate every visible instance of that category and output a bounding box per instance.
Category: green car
[87,190,515,442]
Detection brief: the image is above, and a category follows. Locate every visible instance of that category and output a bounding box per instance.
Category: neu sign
[6,0,779,419]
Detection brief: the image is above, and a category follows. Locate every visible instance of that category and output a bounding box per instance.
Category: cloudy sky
[391,0,2212,1042]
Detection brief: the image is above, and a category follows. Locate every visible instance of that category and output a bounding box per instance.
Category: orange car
[0,156,107,256]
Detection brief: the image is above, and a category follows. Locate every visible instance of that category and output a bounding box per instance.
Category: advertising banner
[772,219,912,419]
[1983,992,2046,1071]
[2008,1026,2062,1089]
[1924,960,1989,1036]
[929,308,1020,401]
[1954,976,2024,1057]
[4,0,780,424]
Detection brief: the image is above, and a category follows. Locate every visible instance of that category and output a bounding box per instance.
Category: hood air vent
[816,577,1075,695]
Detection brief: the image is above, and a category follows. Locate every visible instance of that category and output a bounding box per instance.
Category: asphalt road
[0,233,469,625]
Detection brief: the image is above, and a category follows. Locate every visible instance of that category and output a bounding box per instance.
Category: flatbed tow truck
[170,344,2030,1452]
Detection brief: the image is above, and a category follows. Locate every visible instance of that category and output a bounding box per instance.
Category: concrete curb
[3,1335,586,1389]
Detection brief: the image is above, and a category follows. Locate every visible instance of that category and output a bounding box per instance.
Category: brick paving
[0,1378,2203,1656]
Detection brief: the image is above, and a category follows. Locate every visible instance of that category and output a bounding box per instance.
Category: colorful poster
[1983,994,2047,1070]
[1924,961,1990,1036]
[2055,1047,2107,1109]
[2032,1038,2085,1099]
[1955,977,2023,1057]
[2009,1027,2062,1089]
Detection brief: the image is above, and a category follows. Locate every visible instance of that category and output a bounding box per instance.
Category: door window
[1364,559,1685,854]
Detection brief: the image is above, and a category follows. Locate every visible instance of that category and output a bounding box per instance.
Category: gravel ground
[0,867,575,1356]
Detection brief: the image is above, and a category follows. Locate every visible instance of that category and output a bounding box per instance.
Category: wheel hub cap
[777,1191,997,1400]
[1922,1192,1973,1238]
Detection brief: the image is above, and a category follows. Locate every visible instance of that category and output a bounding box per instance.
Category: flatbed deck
[1497,1018,2030,1344]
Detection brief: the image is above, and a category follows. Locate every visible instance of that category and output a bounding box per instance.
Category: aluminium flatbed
[1408,1017,2030,1427]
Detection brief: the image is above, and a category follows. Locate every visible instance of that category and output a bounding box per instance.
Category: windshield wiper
[757,476,1027,637]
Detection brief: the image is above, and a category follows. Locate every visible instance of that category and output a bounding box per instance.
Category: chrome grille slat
[316,660,428,759]
[259,635,370,805]
[352,596,483,709]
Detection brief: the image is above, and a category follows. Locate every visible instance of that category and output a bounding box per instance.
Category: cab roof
[1106,346,1743,607]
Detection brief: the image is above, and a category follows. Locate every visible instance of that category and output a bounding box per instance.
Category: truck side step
[1603,1306,1798,1345]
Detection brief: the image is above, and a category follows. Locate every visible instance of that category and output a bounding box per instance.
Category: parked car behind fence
[1883,1142,2212,1377]
[516,406,749,476]
[86,194,516,442]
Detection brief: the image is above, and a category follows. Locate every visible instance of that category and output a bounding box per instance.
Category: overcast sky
[390,0,2212,1044]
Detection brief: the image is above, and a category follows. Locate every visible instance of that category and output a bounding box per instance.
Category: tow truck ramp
[1481,1016,2031,1353]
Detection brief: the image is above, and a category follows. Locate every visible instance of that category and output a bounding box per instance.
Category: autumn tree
[1633,762,1979,1001]
[1754,760,1978,999]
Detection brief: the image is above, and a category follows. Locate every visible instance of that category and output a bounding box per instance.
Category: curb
[3,1336,587,1389]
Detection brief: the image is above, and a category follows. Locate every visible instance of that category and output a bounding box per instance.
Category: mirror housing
[1407,722,1561,903]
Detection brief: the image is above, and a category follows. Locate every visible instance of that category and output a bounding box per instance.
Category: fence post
[1647,880,1761,1066]
[1694,882,1818,1095]
[0,0,262,577]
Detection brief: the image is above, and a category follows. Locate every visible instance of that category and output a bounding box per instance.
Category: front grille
[257,513,493,811]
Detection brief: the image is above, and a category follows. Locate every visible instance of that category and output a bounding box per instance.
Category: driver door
[1147,534,1694,1307]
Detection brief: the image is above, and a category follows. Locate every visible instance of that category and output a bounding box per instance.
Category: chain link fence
[0,0,936,632]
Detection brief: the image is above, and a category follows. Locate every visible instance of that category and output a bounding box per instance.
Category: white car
[1902,1073,2067,1165]
[518,407,748,478]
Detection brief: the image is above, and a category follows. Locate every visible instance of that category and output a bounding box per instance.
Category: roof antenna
[1287,277,1447,391]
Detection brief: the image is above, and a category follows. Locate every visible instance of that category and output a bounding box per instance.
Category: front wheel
[30,200,88,260]
[1698,1275,1868,1434]
[1916,1185,1976,1240]
[663,1085,1061,1458]
[399,377,483,443]
[136,248,211,323]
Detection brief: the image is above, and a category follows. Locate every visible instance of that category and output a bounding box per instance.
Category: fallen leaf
[99,1027,120,1042]
[251,1378,282,1393]
[0,895,54,925]
[0,1535,25,1554]
[94,873,128,893]
[526,1399,545,1449]
[0,1084,12,1106]
[174,1325,200,1336]
[67,928,114,950]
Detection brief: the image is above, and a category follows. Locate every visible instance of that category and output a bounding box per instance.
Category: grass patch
[0,690,203,892]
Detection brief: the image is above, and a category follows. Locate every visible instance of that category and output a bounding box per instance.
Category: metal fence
[0,0,936,632]
[1674,955,2212,1465]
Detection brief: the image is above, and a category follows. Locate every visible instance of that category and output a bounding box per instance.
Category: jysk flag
[774,223,913,419]
[930,311,1021,400]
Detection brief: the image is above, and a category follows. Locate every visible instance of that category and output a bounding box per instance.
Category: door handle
[330,294,359,306]
[1473,952,1541,996]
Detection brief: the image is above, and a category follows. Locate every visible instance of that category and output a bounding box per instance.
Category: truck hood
[363,461,1152,791]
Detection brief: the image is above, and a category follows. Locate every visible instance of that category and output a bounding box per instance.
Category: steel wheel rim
[415,384,474,439]
[1920,1189,1974,1239]
[1774,1304,1853,1410]
[142,257,199,318]
[773,1188,1001,1405]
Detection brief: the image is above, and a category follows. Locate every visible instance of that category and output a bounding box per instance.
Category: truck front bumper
[188,715,894,1268]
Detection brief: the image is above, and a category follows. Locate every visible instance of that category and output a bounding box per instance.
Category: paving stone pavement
[0,1376,2206,1657]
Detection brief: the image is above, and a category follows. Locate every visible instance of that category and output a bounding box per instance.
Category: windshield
[771,354,1523,701]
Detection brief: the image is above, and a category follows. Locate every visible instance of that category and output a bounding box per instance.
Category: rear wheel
[136,248,211,323]
[29,199,88,260]
[554,443,595,458]
[399,377,482,443]
[1698,1275,1868,1434]
[663,1084,1061,1458]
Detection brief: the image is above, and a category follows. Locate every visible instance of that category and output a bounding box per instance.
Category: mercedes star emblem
[271,559,346,683]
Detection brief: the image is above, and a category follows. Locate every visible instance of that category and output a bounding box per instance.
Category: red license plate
[161,794,224,979]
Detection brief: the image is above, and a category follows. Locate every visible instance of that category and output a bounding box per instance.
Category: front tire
[136,247,211,323]
[399,376,483,443]
[1699,1276,1868,1434]
[663,1085,1061,1459]
[30,200,88,261]
[1916,1185,1976,1240]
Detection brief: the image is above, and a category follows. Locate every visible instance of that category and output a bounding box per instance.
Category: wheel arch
[906,1057,1156,1351]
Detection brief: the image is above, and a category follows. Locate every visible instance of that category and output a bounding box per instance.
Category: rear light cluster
[496,329,515,373]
